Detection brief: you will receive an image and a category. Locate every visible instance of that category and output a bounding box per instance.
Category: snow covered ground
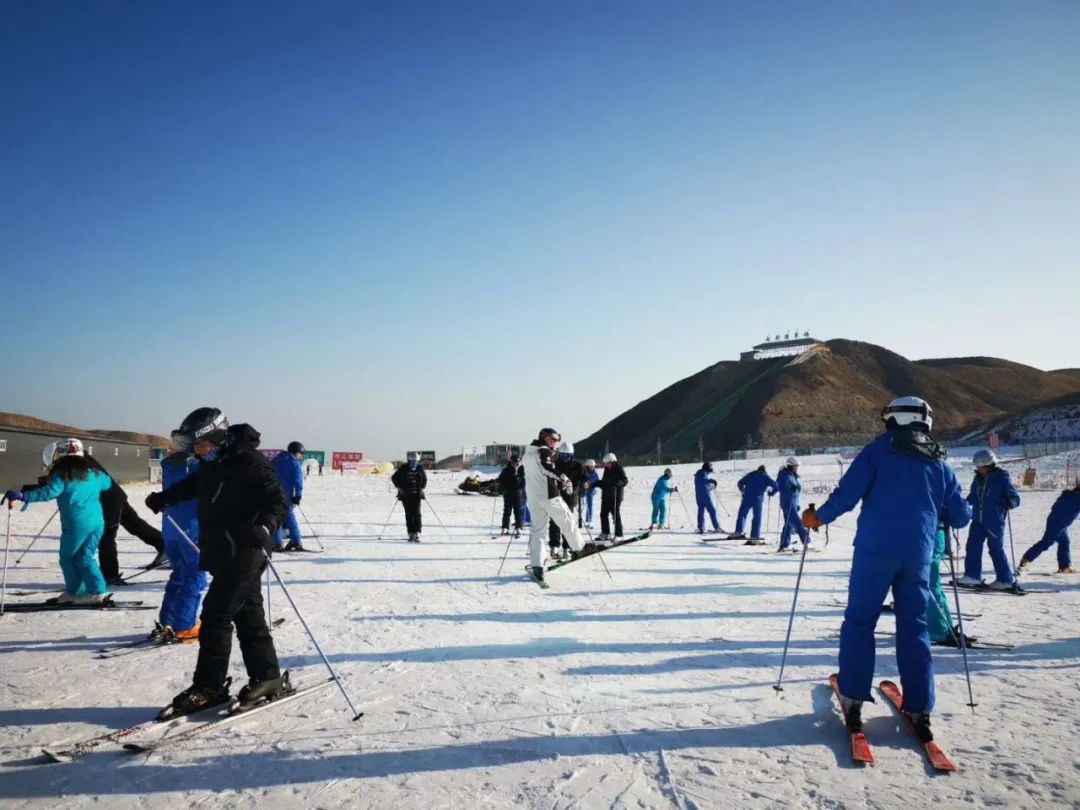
[1,455,1078,809]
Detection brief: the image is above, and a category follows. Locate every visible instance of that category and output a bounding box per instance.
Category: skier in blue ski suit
[804,397,971,726]
[960,455,1020,586]
[271,443,305,550]
[159,450,208,635]
[650,469,678,528]
[734,466,777,539]
[581,462,599,526]
[777,459,809,550]
[1019,485,1080,573]
[694,463,720,533]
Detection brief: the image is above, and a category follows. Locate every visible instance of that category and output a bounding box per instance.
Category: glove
[768,491,776,498]
[672,487,679,493]
[420,491,426,500]
[145,492,165,514]
[708,479,717,488]
[396,488,404,501]
[291,495,301,506]
[801,506,823,531]
[253,524,274,551]
[3,489,26,505]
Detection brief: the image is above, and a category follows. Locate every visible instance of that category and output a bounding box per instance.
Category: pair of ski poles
[376,497,451,540]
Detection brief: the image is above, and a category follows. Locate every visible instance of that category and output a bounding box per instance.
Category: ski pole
[14,507,58,565]
[424,498,453,540]
[580,514,615,582]
[1005,509,1018,580]
[376,500,398,540]
[676,490,693,529]
[296,506,326,552]
[2,503,12,616]
[774,504,816,692]
[266,562,273,626]
[766,497,773,533]
[713,489,732,518]
[947,529,977,712]
[488,494,498,539]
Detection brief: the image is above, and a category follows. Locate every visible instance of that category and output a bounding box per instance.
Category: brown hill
[576,340,1080,462]
[0,412,171,449]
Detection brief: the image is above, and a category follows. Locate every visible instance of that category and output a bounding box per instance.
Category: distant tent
[374,461,395,475]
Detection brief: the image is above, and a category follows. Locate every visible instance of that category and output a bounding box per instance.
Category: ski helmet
[757,465,766,473]
[973,448,998,468]
[881,396,933,432]
[509,454,520,463]
[406,451,419,461]
[663,468,672,477]
[538,427,561,443]
[786,456,799,467]
[287,441,305,455]
[558,441,574,456]
[585,459,596,468]
[42,438,84,467]
[172,407,229,450]
[602,452,617,463]
[703,461,714,472]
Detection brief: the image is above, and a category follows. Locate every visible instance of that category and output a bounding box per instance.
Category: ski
[2,598,150,613]
[123,676,336,753]
[945,581,1055,596]
[829,673,874,765]
[524,565,551,589]
[547,531,651,573]
[881,602,982,619]
[867,630,1013,649]
[878,680,957,772]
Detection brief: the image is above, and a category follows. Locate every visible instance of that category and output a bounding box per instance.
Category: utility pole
[657,436,662,465]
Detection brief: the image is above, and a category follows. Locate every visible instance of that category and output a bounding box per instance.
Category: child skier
[777,457,810,551]
[650,469,677,529]
[1017,483,1080,575]
[693,462,720,534]
[731,465,777,540]
[957,449,1020,588]
[581,459,599,528]
[272,441,306,551]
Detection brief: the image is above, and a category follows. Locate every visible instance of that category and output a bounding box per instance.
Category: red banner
[332,451,365,470]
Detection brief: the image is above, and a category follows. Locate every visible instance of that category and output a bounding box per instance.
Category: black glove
[145,492,165,515]
[253,524,274,552]
[291,495,301,506]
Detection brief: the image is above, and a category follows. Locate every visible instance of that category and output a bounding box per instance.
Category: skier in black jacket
[496,455,524,535]
[550,442,586,557]
[145,414,288,715]
[595,453,629,540]
[391,452,427,542]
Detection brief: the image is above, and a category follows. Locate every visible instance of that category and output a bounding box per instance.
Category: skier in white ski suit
[523,428,588,575]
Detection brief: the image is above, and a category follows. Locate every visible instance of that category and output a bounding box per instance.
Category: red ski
[829,673,874,765]
[878,680,957,772]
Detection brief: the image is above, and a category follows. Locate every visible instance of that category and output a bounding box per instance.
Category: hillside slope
[0,412,171,449]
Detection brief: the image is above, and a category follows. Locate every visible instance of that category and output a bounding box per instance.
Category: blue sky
[3,2,1077,458]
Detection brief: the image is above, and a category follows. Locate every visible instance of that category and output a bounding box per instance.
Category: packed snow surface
[1,455,1078,809]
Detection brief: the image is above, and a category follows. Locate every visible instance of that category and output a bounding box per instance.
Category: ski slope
[1,456,1078,809]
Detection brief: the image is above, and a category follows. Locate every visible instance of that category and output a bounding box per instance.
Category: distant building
[484,444,525,465]
[0,426,152,486]
[740,332,822,362]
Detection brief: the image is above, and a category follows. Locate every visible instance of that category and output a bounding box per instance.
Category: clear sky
[2,2,1077,459]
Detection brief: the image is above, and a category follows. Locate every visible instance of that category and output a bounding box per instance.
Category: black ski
[524,565,551,590]
[945,581,1060,596]
[881,602,982,619]
[3,598,151,613]
[547,531,651,573]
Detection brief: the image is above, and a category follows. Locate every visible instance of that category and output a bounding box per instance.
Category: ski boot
[285,541,304,552]
[987,579,1014,591]
[1058,566,1077,574]
[842,697,864,734]
[572,542,603,560]
[906,711,934,742]
[937,625,977,648]
[955,575,983,587]
[728,532,747,540]
[148,621,169,643]
[170,622,201,642]
[1015,558,1031,575]
[530,566,545,583]
[144,550,169,570]
[159,678,232,720]
[72,592,112,605]
[45,591,76,606]
[236,671,291,709]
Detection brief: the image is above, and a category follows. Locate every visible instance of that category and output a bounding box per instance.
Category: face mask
[409,461,418,469]
[199,447,220,463]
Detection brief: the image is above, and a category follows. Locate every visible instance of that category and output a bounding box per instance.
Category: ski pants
[696,498,719,532]
[501,492,523,531]
[402,495,423,535]
[650,495,669,527]
[273,505,302,548]
[59,526,107,596]
[99,501,165,582]
[778,502,809,549]
[194,560,280,690]
[735,496,765,538]
[963,523,1013,584]
[839,546,935,713]
[927,528,953,643]
[601,492,624,537]
[582,490,595,524]
[530,497,583,568]
[1022,527,1071,570]
[160,522,207,633]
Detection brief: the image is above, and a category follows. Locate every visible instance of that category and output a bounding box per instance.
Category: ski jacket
[595,463,628,501]
[162,451,200,547]
[156,424,287,574]
[966,468,1019,535]
[272,452,304,501]
[497,464,523,496]
[582,470,600,493]
[523,440,565,502]
[391,464,427,497]
[737,469,777,502]
[24,465,112,537]
[652,475,676,500]
[694,469,717,502]
[776,468,801,510]
[555,457,586,500]
[1045,489,1080,534]
[815,429,971,561]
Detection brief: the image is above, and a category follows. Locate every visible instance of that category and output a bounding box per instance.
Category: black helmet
[757,465,766,473]
[287,441,305,455]
[703,461,714,472]
[172,407,228,450]
[538,427,561,442]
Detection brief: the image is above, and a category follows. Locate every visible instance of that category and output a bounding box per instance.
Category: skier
[144,415,288,714]
[522,428,595,583]
[550,442,585,558]
[5,438,114,604]
[1017,483,1080,575]
[271,441,305,551]
[730,465,777,540]
[581,459,599,528]
[957,449,1020,589]
[926,522,972,646]
[802,396,971,741]
[391,451,427,542]
[595,452,629,540]
[777,457,810,551]
[693,462,720,534]
[496,454,524,535]
[650,469,678,529]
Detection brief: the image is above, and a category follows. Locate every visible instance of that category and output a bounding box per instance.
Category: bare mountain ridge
[0,412,171,449]
[576,340,1080,462]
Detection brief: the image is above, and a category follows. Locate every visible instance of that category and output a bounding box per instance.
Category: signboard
[332,451,365,471]
[302,450,325,466]
[420,450,436,469]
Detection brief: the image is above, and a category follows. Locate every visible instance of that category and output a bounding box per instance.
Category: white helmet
[602,452,617,463]
[558,441,574,455]
[43,437,84,467]
[785,456,799,467]
[585,459,596,468]
[973,448,998,468]
[881,396,933,431]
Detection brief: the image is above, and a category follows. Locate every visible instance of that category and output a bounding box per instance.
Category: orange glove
[801,507,823,531]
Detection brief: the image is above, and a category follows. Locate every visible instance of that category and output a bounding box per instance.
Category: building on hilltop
[740,332,822,362]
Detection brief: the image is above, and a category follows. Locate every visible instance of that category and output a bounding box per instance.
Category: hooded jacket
[738,469,778,502]
[523,440,565,502]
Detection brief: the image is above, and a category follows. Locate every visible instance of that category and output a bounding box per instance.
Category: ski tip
[122,742,154,753]
[40,749,72,763]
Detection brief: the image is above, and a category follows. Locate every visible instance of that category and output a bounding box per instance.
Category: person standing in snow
[272,441,306,551]
[731,465,777,540]
[5,438,114,604]
[550,442,585,558]
[802,396,971,741]
[496,454,524,535]
[693,462,721,534]
[391,451,427,542]
[595,452,629,540]
[650,468,678,530]
[1017,483,1080,575]
[581,459,599,528]
[957,449,1020,589]
[777,457,810,551]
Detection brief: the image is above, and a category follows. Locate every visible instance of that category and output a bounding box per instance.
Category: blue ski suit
[735,469,777,538]
[963,467,1020,583]
[776,467,809,549]
[651,475,677,527]
[815,429,971,712]
[24,468,113,596]
[1022,489,1080,571]
[694,469,719,531]
[271,452,304,548]
[582,469,599,524]
[160,451,208,632]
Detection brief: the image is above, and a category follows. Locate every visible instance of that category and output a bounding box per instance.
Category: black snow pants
[501,492,522,531]
[402,495,423,535]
